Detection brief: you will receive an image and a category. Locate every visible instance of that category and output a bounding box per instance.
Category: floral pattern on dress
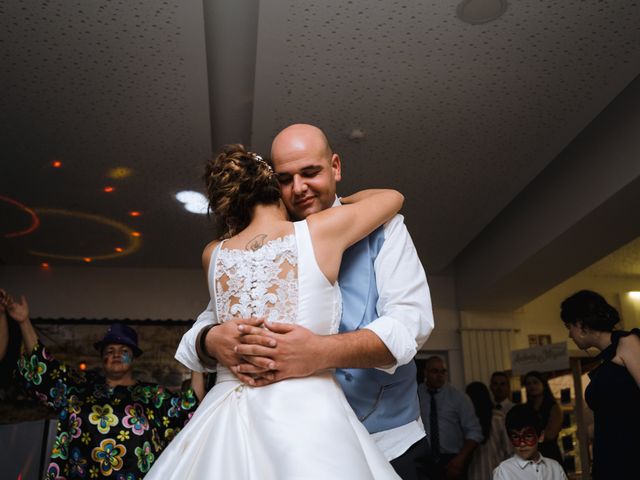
[45,462,65,480]
[52,431,70,460]
[91,438,126,476]
[17,342,198,479]
[88,404,119,434]
[68,394,82,415]
[50,379,69,409]
[115,473,136,480]
[68,446,88,478]
[122,403,149,436]
[19,353,47,385]
[135,440,155,473]
[69,413,83,439]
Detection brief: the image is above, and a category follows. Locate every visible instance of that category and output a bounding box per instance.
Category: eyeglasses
[508,428,538,447]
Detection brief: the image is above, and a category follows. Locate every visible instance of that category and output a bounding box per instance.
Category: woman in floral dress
[4,292,201,480]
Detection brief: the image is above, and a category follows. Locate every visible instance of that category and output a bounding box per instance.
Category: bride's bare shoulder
[201,240,221,271]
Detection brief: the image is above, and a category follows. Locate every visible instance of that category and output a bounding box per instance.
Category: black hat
[94,323,143,357]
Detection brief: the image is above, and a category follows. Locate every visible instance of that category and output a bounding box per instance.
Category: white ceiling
[1,0,639,308]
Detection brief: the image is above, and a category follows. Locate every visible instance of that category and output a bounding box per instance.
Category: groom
[178,124,434,479]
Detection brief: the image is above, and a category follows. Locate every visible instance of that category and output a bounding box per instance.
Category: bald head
[271,124,333,162]
[269,124,341,219]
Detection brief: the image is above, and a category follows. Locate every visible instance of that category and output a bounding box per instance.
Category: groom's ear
[331,153,342,182]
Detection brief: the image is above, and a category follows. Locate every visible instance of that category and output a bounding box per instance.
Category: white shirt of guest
[418,383,484,454]
[175,200,434,461]
[493,454,567,480]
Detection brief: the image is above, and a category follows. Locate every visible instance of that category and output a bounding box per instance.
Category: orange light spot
[83,257,92,263]
[79,362,87,371]
[131,231,141,237]
[103,186,115,193]
[115,247,124,253]
[128,211,141,217]
[40,262,50,269]
[52,160,62,168]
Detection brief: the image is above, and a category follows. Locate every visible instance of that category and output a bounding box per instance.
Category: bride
[145,144,402,479]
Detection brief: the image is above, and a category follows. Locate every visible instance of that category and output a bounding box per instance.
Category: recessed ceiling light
[456,0,507,25]
[52,160,62,168]
[103,186,115,193]
[107,167,133,179]
[175,191,208,215]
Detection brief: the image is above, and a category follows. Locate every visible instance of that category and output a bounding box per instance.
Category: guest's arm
[544,403,563,441]
[618,333,640,387]
[190,371,206,402]
[447,392,483,479]
[446,439,479,479]
[5,294,38,353]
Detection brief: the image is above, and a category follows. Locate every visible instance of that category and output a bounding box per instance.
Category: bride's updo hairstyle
[560,290,620,332]
[204,144,280,237]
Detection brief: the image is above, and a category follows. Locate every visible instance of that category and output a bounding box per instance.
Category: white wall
[420,271,465,390]
[0,266,209,320]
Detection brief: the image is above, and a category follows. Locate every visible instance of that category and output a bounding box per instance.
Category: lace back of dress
[214,235,298,324]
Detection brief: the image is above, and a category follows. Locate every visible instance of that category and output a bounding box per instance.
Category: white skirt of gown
[144,368,399,479]
[147,222,399,479]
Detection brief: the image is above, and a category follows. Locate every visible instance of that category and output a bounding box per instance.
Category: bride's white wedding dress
[145,220,399,479]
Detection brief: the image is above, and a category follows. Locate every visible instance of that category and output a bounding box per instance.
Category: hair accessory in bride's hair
[249,152,273,173]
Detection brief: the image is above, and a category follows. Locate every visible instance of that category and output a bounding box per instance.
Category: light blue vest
[335,226,420,434]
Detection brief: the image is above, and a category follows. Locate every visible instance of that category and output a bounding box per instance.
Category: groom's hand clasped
[233,322,325,387]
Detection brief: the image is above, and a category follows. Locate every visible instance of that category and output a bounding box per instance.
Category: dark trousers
[390,436,430,480]
[425,453,467,480]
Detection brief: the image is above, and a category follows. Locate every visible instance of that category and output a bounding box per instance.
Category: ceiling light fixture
[103,186,115,193]
[456,0,507,25]
[107,167,133,179]
[175,191,208,215]
[52,160,62,168]
[348,128,366,142]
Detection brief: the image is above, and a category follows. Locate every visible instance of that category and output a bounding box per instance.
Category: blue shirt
[418,383,484,454]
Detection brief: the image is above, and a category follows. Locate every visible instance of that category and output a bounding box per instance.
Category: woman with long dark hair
[465,381,511,480]
[522,371,563,464]
[561,290,640,479]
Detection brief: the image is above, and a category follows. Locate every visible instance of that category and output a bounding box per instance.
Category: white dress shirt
[418,383,484,454]
[175,206,434,460]
[493,454,567,480]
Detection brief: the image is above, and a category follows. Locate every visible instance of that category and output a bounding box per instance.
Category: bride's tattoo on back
[246,234,268,251]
